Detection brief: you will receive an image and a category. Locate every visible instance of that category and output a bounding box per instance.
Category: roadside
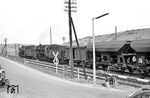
[0,56,131,98]
[2,56,138,92]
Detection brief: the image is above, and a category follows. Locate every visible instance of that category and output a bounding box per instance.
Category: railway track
[3,55,150,88]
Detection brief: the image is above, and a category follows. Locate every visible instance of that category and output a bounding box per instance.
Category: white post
[77,68,80,79]
[55,62,58,73]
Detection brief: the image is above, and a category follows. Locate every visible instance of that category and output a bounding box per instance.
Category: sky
[0,0,150,45]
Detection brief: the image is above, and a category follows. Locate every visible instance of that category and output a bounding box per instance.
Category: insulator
[64,0,77,4]
[65,6,69,8]
[71,2,77,4]
[71,10,77,12]
[64,5,77,9]
[71,6,77,8]
[64,9,69,12]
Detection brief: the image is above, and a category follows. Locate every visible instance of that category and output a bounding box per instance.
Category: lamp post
[92,13,109,84]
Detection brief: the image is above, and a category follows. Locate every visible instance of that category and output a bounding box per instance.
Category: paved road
[0,57,130,98]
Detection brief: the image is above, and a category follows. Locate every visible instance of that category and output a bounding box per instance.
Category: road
[0,57,131,98]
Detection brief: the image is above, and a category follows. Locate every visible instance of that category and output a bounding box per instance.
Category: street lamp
[92,13,109,85]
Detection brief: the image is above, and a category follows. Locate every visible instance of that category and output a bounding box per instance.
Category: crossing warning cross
[53,52,59,73]
[53,52,59,64]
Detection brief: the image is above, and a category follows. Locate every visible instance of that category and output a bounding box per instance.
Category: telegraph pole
[64,0,77,78]
[68,0,73,78]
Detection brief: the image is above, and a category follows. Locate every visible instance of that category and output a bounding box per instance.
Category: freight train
[18,39,150,78]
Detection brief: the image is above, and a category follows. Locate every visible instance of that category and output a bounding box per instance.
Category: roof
[131,39,150,52]
[87,40,126,52]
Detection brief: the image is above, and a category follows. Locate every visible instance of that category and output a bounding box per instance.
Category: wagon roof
[87,39,150,52]
[87,40,126,52]
[131,39,150,52]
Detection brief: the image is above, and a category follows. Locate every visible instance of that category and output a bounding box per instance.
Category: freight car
[87,39,150,77]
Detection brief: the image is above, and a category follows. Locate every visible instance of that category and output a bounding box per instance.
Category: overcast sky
[0,0,149,45]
